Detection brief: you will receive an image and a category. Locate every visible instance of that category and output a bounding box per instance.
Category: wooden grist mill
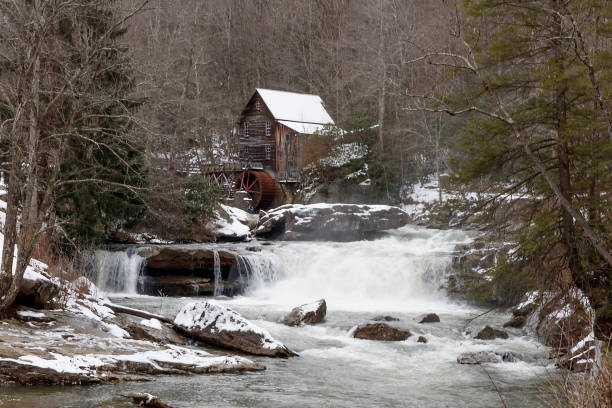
[205,89,335,212]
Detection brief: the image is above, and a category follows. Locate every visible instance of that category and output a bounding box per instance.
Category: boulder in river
[253,203,409,241]
[474,326,509,340]
[282,299,327,326]
[352,323,411,341]
[174,301,297,358]
[457,351,520,364]
[418,313,440,323]
[417,336,428,343]
[457,351,501,364]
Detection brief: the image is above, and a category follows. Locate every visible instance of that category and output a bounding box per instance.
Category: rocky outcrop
[123,244,266,296]
[474,326,509,340]
[0,279,265,386]
[352,323,411,341]
[282,299,326,327]
[204,204,255,242]
[174,301,297,358]
[508,289,599,372]
[418,313,440,323]
[16,268,61,308]
[253,203,409,241]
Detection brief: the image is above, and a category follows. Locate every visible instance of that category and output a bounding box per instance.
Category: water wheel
[236,170,275,210]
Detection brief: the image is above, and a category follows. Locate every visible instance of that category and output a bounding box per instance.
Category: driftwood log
[103,303,174,325]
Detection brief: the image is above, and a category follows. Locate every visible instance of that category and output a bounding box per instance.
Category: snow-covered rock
[174,301,297,358]
[17,267,61,308]
[205,204,253,241]
[282,299,326,327]
[254,203,408,241]
[508,289,600,372]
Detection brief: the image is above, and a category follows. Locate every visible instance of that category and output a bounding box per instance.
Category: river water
[3,226,554,407]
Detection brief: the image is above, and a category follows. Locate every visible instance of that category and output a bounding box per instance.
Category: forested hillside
[0,2,611,405]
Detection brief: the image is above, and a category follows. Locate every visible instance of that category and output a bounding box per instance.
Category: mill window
[266,122,271,136]
[245,145,249,154]
[244,122,249,137]
[256,100,260,111]
[265,144,271,160]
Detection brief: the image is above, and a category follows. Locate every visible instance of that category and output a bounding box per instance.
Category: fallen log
[104,303,174,325]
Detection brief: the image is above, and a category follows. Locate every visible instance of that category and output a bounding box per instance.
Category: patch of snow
[518,291,540,310]
[0,345,257,376]
[16,310,46,318]
[207,204,251,239]
[321,143,367,168]
[297,300,324,315]
[140,318,163,330]
[127,232,173,244]
[102,322,130,339]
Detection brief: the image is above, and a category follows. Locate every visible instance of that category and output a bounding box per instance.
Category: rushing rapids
[15,225,552,407]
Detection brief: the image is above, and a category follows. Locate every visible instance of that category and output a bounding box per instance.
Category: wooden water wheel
[236,170,275,210]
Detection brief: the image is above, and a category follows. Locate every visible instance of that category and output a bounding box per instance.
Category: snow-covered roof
[277,120,327,135]
[256,88,334,133]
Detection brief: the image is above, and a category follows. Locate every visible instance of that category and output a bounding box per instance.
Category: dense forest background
[122,0,458,181]
[0,0,610,341]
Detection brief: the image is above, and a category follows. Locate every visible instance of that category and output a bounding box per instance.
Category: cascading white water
[213,249,222,296]
[93,249,145,294]
[238,226,474,312]
[34,225,549,408]
[232,251,281,289]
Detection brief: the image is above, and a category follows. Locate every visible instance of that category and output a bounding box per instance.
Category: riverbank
[0,268,264,386]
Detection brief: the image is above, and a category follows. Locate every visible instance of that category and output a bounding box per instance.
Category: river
[3,225,553,407]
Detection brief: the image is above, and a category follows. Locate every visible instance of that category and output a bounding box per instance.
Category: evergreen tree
[445,0,612,327]
[0,0,148,312]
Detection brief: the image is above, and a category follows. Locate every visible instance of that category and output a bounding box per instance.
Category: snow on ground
[16,310,46,319]
[125,232,173,244]
[140,318,163,330]
[0,340,257,377]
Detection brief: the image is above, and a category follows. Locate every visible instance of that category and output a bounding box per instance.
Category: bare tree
[0,0,148,312]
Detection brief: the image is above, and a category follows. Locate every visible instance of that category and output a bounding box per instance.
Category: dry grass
[547,349,612,408]
[32,233,91,307]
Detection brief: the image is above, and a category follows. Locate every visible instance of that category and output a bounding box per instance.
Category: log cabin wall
[274,124,301,181]
[237,94,276,170]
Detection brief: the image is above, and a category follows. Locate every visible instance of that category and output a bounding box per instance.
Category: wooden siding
[238,94,276,169]
[275,124,303,181]
[237,91,311,182]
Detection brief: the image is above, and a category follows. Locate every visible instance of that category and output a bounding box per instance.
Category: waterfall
[230,251,281,292]
[92,249,146,294]
[243,227,473,311]
[213,249,222,296]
